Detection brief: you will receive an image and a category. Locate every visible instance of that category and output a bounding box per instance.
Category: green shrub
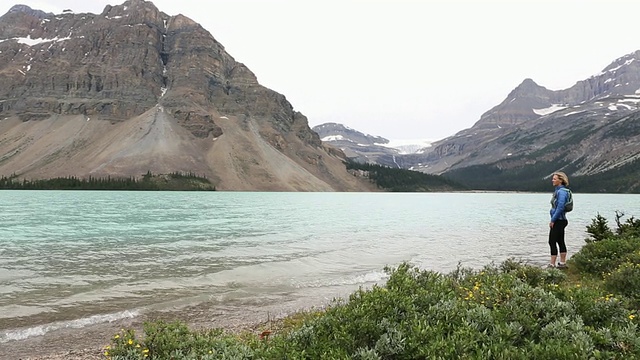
[500,257,567,288]
[261,262,639,358]
[586,213,615,242]
[616,214,640,238]
[571,286,629,328]
[604,260,640,303]
[105,321,258,360]
[103,329,146,359]
[570,237,640,277]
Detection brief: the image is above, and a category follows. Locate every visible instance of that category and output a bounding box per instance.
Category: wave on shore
[0,309,140,343]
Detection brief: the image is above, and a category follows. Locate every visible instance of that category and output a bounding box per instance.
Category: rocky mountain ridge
[419,51,640,189]
[313,50,640,192]
[311,122,432,168]
[379,51,640,192]
[0,1,376,191]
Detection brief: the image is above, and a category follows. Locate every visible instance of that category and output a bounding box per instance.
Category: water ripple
[0,191,639,340]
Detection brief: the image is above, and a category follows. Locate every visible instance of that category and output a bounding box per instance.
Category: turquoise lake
[1,190,639,343]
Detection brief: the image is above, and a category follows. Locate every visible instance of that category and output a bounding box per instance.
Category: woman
[548,172,570,268]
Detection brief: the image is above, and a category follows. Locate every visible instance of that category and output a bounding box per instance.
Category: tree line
[0,172,215,191]
[345,160,466,192]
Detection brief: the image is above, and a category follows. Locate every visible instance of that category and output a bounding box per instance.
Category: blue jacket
[550,185,569,222]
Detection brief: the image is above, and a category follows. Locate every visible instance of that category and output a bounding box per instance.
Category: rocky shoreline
[1,293,339,360]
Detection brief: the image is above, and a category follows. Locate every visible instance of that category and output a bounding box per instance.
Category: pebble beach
[1,295,334,360]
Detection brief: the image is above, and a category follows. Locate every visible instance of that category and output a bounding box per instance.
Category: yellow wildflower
[143,349,150,353]
[114,334,120,339]
[630,315,636,320]
[128,339,133,345]
[136,344,141,348]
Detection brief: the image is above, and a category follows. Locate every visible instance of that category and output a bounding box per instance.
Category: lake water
[1,191,639,345]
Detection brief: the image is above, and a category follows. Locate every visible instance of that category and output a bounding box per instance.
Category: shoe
[557,262,568,269]
[545,263,556,269]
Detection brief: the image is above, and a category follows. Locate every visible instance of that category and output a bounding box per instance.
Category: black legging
[549,219,568,256]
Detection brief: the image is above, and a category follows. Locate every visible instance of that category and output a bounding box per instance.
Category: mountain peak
[521,77,537,85]
[4,4,51,18]
[607,50,640,67]
[470,77,554,130]
[577,49,640,100]
[121,0,160,12]
[100,0,164,19]
[515,78,543,91]
[312,123,388,144]
[0,0,372,191]
[8,4,32,13]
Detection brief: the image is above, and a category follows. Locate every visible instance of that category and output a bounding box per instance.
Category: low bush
[616,215,640,238]
[604,260,640,305]
[571,236,640,276]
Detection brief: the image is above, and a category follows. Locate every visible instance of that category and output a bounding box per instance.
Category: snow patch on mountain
[321,135,351,142]
[377,139,433,154]
[533,104,567,116]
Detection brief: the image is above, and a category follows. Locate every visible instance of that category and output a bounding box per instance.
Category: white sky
[1,0,640,140]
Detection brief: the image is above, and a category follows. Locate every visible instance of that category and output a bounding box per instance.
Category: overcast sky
[1,0,640,140]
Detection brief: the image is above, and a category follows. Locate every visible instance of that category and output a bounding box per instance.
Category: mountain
[312,122,433,169]
[403,51,640,193]
[0,1,375,191]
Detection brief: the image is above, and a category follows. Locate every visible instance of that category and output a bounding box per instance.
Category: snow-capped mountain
[0,2,374,191]
[316,50,640,192]
[408,50,640,192]
[312,122,433,168]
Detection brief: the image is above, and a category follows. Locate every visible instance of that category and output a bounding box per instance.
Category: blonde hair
[553,171,569,186]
